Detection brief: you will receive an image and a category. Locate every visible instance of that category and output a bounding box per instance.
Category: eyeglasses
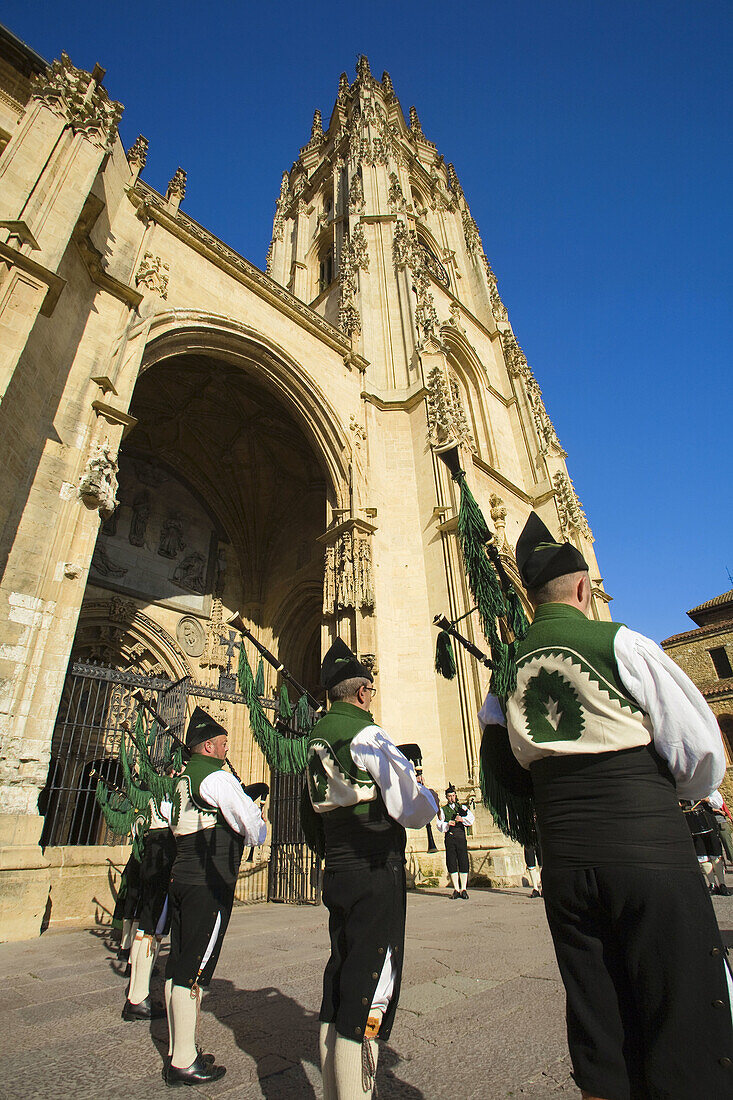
[365,685,377,698]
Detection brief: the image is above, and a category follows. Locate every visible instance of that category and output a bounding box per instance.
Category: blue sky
[4,1,731,642]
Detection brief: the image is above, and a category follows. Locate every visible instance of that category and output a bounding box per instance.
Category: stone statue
[173,551,206,594]
[158,515,185,558]
[128,491,150,547]
[78,441,119,521]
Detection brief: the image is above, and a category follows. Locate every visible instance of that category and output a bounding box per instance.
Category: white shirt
[199,769,268,846]
[349,725,439,828]
[436,803,475,833]
[478,623,725,802]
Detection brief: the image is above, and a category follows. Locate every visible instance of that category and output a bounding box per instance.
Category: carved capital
[166,167,187,202]
[127,134,149,169]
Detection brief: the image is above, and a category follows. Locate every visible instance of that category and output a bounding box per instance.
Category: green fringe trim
[279,682,293,720]
[118,731,152,813]
[128,722,176,811]
[435,630,457,679]
[479,723,536,847]
[300,783,325,858]
[237,645,308,773]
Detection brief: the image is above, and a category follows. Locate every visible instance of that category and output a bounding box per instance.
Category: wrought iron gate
[39,659,322,904]
[268,769,322,904]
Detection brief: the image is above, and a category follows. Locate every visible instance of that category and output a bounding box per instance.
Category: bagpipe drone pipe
[432,442,536,848]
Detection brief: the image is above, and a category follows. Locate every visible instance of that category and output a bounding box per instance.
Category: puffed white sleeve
[614,626,726,801]
[350,727,439,828]
[199,770,268,846]
[478,691,507,728]
[462,806,475,827]
[435,805,449,834]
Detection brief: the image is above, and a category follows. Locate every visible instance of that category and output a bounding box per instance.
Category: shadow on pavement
[205,978,423,1098]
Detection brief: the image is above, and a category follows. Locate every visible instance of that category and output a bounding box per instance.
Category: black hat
[186,706,227,750]
[516,512,588,591]
[320,638,374,692]
[445,782,456,796]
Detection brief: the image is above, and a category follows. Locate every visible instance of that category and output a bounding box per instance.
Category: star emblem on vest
[522,668,584,743]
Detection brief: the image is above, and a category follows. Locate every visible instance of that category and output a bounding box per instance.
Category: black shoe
[460,889,469,899]
[117,947,130,962]
[163,1052,215,1083]
[451,889,460,899]
[530,889,542,898]
[718,883,730,896]
[166,1055,226,1087]
[122,996,166,1021]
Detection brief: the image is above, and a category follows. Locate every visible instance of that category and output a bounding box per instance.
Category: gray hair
[527,570,587,608]
[328,676,372,703]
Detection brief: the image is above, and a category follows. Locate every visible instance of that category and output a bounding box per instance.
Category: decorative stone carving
[489,494,510,553]
[501,330,529,377]
[356,55,371,82]
[361,653,378,676]
[272,172,290,241]
[158,515,185,558]
[310,109,324,144]
[447,163,463,198]
[135,252,169,298]
[109,595,137,622]
[338,237,361,337]
[166,167,187,201]
[31,53,124,151]
[351,222,369,272]
[338,72,349,102]
[127,134,148,170]
[176,615,206,658]
[78,440,119,520]
[265,241,274,275]
[348,172,365,213]
[381,71,394,97]
[483,256,508,322]
[501,332,565,455]
[388,172,406,212]
[173,551,206,593]
[462,211,481,254]
[426,366,474,450]
[413,268,440,344]
[91,541,127,578]
[200,597,227,671]
[214,547,227,596]
[323,530,375,614]
[409,106,424,138]
[392,220,413,268]
[554,472,593,541]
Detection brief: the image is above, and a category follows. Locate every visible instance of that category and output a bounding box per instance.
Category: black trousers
[321,861,406,1042]
[445,828,469,875]
[165,881,234,989]
[542,864,733,1100]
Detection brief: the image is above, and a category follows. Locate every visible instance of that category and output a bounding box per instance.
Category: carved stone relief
[176,615,206,658]
[323,530,375,615]
[426,367,474,450]
[554,471,593,541]
[78,440,119,520]
[135,252,169,299]
[158,515,185,558]
[173,551,206,594]
[31,53,123,151]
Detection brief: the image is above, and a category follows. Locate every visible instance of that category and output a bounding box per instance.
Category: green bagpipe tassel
[172,745,183,774]
[435,630,457,680]
[279,682,293,720]
[128,719,176,812]
[295,692,316,734]
[95,779,135,838]
[118,730,154,813]
[479,723,537,848]
[254,657,265,697]
[237,645,308,774]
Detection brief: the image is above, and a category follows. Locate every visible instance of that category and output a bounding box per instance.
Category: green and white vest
[170,754,244,888]
[306,701,379,818]
[506,603,652,768]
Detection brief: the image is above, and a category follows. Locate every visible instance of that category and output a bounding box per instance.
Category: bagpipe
[432,442,536,848]
[397,743,440,853]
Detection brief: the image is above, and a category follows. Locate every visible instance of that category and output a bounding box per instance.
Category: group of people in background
[684,791,733,895]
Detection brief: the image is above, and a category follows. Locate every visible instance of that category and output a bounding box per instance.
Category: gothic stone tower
[267,56,609,878]
[0,36,608,938]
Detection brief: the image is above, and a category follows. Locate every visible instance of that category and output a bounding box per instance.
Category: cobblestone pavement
[2,884,732,1100]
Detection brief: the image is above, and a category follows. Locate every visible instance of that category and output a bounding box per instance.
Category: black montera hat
[445,782,457,796]
[186,706,227,750]
[320,638,374,691]
[516,512,588,591]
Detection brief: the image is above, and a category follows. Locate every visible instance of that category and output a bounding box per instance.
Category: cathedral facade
[0,26,607,941]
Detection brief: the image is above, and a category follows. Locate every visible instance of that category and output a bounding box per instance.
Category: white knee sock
[449,871,459,891]
[128,933,155,1005]
[164,978,175,1057]
[712,858,726,887]
[700,859,715,886]
[528,866,541,892]
[319,1021,337,1100]
[170,984,199,1069]
[458,871,468,891]
[334,1034,378,1099]
[120,918,134,951]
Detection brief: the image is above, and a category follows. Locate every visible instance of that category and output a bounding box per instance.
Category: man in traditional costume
[121,791,176,1020]
[479,512,733,1100]
[165,707,266,1087]
[436,783,474,898]
[304,639,438,1099]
